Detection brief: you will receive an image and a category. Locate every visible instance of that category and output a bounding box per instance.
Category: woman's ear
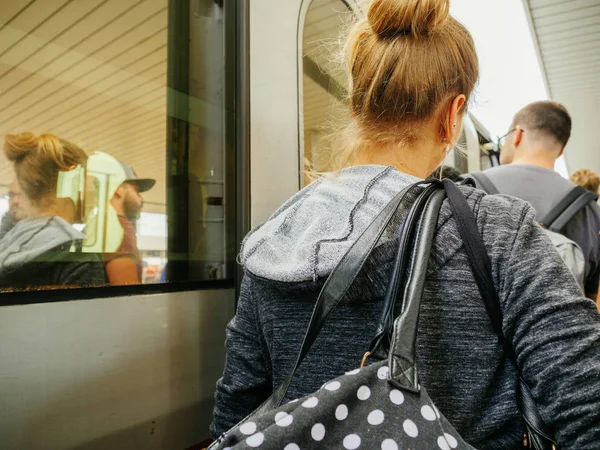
[445,94,467,144]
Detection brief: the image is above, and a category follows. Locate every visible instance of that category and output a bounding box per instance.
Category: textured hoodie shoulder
[0,216,85,276]
[241,165,421,282]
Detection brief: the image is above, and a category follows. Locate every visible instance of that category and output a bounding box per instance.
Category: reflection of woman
[211,0,600,447]
[0,132,105,289]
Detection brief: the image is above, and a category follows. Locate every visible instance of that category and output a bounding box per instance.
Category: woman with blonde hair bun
[211,0,600,447]
[0,132,105,289]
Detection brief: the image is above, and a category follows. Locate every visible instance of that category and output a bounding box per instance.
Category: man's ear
[513,127,524,147]
[113,185,126,199]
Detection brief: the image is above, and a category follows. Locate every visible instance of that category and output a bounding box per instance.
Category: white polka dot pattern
[240,421,257,435]
[325,381,341,391]
[444,433,458,449]
[438,436,451,450]
[345,368,360,375]
[357,386,371,400]
[389,389,404,405]
[216,362,471,449]
[343,434,361,449]
[335,404,349,421]
[421,405,437,421]
[381,439,399,450]
[403,419,419,438]
[302,397,319,408]
[377,366,389,380]
[367,409,385,425]
[311,423,326,441]
[246,432,264,447]
[275,412,293,427]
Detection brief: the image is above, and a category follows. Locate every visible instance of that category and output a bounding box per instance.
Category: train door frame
[249,0,303,225]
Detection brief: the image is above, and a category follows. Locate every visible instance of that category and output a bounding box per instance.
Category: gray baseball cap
[120,162,155,193]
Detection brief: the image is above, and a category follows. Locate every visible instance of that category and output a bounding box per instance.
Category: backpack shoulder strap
[539,186,597,232]
[469,171,500,195]
[441,180,558,448]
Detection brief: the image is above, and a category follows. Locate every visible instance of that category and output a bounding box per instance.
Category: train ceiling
[525,0,600,174]
[0,0,168,213]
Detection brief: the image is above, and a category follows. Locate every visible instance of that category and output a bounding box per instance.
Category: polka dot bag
[210,359,473,450]
[209,184,488,450]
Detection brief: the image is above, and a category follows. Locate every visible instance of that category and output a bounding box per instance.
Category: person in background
[0,180,28,240]
[104,163,155,285]
[474,101,600,301]
[570,168,600,195]
[0,132,105,289]
[569,169,600,308]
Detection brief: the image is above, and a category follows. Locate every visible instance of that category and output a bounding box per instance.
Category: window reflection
[0,0,234,293]
[301,0,353,185]
[0,180,28,241]
[0,133,105,290]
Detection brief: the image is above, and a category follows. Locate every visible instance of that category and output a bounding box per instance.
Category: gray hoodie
[0,216,105,289]
[0,212,17,241]
[212,165,600,449]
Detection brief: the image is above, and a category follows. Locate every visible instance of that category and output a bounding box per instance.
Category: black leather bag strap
[442,180,557,450]
[388,189,446,392]
[368,183,443,357]
[470,171,500,195]
[251,182,428,415]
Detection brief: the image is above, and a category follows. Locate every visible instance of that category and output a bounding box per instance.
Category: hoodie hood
[241,165,420,282]
[0,215,85,276]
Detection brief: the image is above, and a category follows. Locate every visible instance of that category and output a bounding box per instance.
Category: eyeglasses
[3,192,21,201]
[498,128,523,148]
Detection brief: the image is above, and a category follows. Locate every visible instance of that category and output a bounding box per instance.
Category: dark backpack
[470,171,597,292]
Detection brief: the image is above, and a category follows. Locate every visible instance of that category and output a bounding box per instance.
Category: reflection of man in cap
[104,163,155,285]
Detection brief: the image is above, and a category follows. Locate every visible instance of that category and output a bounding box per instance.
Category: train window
[300,0,359,186]
[0,0,237,296]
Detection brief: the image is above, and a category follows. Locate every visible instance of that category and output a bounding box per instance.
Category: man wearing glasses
[471,101,600,303]
[0,180,28,240]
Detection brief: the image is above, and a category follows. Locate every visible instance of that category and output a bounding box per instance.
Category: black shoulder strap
[441,180,512,357]
[540,186,597,232]
[469,171,500,195]
[442,180,557,448]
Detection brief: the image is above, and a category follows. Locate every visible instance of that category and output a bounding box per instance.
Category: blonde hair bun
[4,132,39,163]
[3,132,87,205]
[368,0,450,38]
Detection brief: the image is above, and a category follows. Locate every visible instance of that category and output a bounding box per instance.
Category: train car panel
[0,290,234,450]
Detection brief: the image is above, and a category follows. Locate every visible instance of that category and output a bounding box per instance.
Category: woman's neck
[30,201,75,224]
[352,141,444,179]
